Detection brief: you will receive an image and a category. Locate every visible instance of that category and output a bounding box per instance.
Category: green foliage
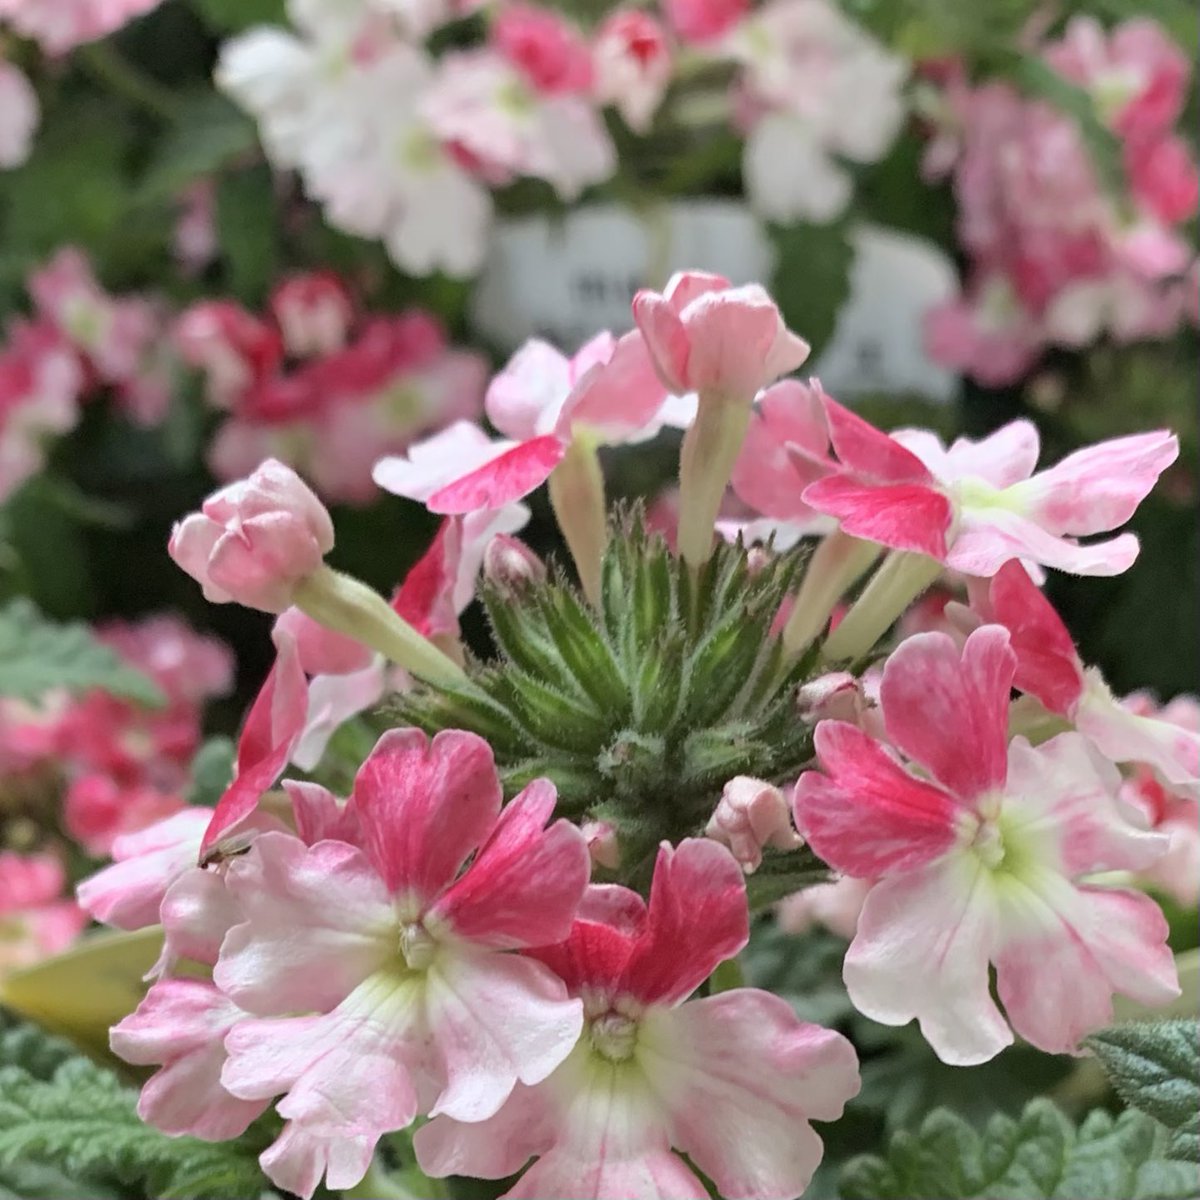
[188,0,286,33]
[0,598,163,706]
[0,1009,270,1200]
[186,735,237,807]
[840,1099,1200,1200]
[395,510,826,898]
[1088,1021,1200,1162]
[769,220,855,361]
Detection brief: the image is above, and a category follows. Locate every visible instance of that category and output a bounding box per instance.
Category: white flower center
[589,1012,638,1062]
[398,921,436,971]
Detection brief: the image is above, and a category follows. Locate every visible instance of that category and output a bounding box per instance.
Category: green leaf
[0,1011,269,1200]
[0,599,164,707]
[840,1099,1200,1200]
[216,165,280,304]
[768,219,855,361]
[139,91,258,202]
[0,1009,79,1082]
[186,736,237,808]
[189,0,285,32]
[1087,1020,1200,1161]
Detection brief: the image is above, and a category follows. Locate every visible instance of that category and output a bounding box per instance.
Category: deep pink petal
[619,839,748,1007]
[349,728,501,903]
[428,780,589,949]
[995,887,1178,1056]
[427,435,565,514]
[1014,431,1178,536]
[526,910,642,997]
[201,634,307,857]
[823,398,934,483]
[643,991,859,1200]
[879,627,1015,802]
[283,779,362,847]
[426,950,583,1122]
[794,722,963,877]
[801,476,951,559]
[215,833,391,1015]
[844,858,1012,1066]
[983,561,1084,715]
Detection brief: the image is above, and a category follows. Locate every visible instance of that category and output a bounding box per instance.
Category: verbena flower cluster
[73,269,1195,1199]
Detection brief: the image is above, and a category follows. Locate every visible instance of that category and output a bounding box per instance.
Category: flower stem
[781,532,880,661]
[677,398,752,570]
[548,434,608,606]
[294,565,466,687]
[77,43,180,122]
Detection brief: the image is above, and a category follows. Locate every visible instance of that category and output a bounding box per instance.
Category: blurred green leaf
[188,0,285,33]
[216,165,280,304]
[769,219,855,360]
[186,736,236,807]
[139,92,257,203]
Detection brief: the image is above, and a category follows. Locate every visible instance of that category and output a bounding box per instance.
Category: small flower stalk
[76,266,1187,1200]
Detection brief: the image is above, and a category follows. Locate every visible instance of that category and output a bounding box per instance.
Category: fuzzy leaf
[0,599,163,707]
[840,1099,1200,1200]
[1087,1020,1200,1161]
[0,1013,268,1200]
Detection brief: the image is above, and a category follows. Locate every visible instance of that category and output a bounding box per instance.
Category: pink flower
[269,272,354,359]
[661,0,748,45]
[483,532,547,592]
[98,615,234,707]
[173,181,218,275]
[1126,135,1200,225]
[0,852,86,977]
[793,625,1179,1063]
[975,561,1200,790]
[706,776,803,873]
[494,4,593,95]
[633,271,810,402]
[0,0,164,54]
[777,875,870,940]
[415,839,860,1199]
[374,331,669,515]
[802,400,1178,576]
[169,459,335,613]
[203,729,589,1198]
[592,10,672,133]
[1044,16,1189,143]
[0,60,38,169]
[175,301,283,409]
[65,774,184,858]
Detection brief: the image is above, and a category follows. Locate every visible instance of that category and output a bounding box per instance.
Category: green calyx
[392,509,828,901]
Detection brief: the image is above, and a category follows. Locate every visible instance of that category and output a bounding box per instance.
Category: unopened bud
[582,820,621,870]
[705,776,802,874]
[745,545,773,577]
[483,534,546,594]
[797,672,863,725]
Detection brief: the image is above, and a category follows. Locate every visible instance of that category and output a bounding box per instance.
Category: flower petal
[427,436,565,514]
[844,857,1012,1066]
[794,721,962,878]
[642,991,859,1200]
[429,779,589,949]
[801,476,951,559]
[880,626,1015,802]
[349,728,501,903]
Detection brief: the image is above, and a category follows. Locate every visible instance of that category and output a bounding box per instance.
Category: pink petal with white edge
[1003,732,1170,877]
[215,833,392,1015]
[76,808,211,929]
[111,979,265,1141]
[983,561,1084,716]
[995,886,1178,1056]
[428,779,589,949]
[426,950,583,1122]
[1074,676,1200,790]
[844,855,1013,1065]
[642,990,859,1200]
[1011,431,1178,536]
[509,1145,707,1200]
[372,420,500,502]
[201,632,307,857]
[415,1082,553,1181]
[801,476,952,559]
[486,339,574,440]
[794,722,963,878]
[427,435,565,514]
[619,839,748,1007]
[947,508,1141,577]
[557,330,668,444]
[349,728,501,902]
[880,627,1015,802]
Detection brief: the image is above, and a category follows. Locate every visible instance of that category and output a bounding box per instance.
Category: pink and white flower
[0,0,164,54]
[415,838,860,1198]
[174,301,283,409]
[0,60,38,170]
[203,729,589,1198]
[662,0,748,45]
[793,625,1179,1064]
[802,401,1178,576]
[592,10,672,133]
[269,272,354,359]
[169,459,335,613]
[0,852,87,977]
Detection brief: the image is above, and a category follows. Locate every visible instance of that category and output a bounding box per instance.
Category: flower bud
[483,533,546,594]
[582,820,621,870]
[797,672,864,725]
[169,459,334,614]
[269,272,354,358]
[705,776,802,873]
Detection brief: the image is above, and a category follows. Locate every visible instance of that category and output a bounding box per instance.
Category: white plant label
[472,200,960,404]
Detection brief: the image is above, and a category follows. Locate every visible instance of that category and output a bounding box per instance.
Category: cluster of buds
[75,268,1192,1198]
